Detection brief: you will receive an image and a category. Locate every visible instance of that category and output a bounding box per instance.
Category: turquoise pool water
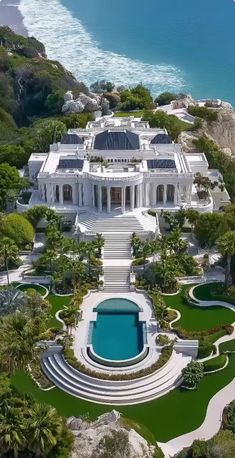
[91,299,144,361]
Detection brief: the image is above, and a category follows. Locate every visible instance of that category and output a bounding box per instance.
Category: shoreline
[0,0,28,36]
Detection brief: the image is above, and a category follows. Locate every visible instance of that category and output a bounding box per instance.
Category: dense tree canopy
[0,163,28,210]
[0,213,35,248]
[142,110,191,140]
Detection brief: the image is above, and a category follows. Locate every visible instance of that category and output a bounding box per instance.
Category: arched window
[167,184,174,202]
[156,185,164,203]
[63,184,73,202]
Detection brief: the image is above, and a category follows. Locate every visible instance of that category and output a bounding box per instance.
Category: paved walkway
[159,284,235,457]
[0,253,40,285]
[160,375,235,457]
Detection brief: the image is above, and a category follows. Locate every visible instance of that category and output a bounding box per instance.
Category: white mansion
[19,116,230,216]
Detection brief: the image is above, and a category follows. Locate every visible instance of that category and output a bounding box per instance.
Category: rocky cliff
[179,101,235,157]
[68,410,160,458]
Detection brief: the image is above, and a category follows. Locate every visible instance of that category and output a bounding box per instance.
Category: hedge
[64,345,173,381]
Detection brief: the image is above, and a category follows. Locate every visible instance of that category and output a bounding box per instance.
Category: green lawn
[17,284,47,296]
[193,282,235,305]
[114,110,144,118]
[219,338,235,353]
[47,294,71,328]
[11,353,235,442]
[162,287,235,331]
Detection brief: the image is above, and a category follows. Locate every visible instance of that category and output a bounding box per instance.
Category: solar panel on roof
[94,130,140,150]
[147,159,176,169]
[61,134,84,145]
[58,159,84,170]
[150,133,172,144]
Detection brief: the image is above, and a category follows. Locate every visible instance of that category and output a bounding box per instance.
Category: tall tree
[0,405,26,457]
[0,237,19,285]
[28,404,63,457]
[216,231,235,288]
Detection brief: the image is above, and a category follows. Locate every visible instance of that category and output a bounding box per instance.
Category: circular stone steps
[41,349,191,405]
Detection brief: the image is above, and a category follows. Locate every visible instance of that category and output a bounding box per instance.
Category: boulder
[69,410,158,458]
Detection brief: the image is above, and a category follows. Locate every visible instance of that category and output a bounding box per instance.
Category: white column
[130,185,135,210]
[139,184,143,207]
[72,183,77,204]
[174,185,177,205]
[98,185,102,212]
[79,183,83,207]
[92,185,95,208]
[107,187,111,213]
[136,185,140,208]
[151,184,155,206]
[121,187,126,213]
[163,185,167,205]
[59,185,63,204]
[145,183,150,207]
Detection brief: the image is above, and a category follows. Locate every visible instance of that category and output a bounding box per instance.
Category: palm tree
[0,237,19,285]
[0,406,26,457]
[28,403,63,457]
[216,231,235,289]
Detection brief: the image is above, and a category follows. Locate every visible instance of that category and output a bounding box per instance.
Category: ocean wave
[19,0,186,94]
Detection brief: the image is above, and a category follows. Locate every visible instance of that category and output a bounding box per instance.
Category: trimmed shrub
[0,213,35,248]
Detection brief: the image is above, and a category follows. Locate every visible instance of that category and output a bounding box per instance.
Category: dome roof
[61,134,84,145]
[150,133,172,144]
[94,130,140,150]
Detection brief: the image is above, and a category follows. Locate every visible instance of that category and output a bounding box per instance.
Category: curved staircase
[41,348,191,405]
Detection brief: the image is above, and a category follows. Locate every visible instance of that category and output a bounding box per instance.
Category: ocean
[19,0,235,104]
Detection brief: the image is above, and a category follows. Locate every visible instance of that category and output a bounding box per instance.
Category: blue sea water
[20,0,235,103]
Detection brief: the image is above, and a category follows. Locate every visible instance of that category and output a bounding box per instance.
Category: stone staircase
[78,212,143,232]
[78,212,146,293]
[103,233,131,259]
[102,232,132,293]
[103,266,130,293]
[41,348,191,405]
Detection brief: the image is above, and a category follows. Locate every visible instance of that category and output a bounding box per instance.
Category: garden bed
[16,283,48,297]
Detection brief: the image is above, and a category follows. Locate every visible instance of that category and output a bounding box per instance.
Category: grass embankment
[203,354,227,372]
[11,354,235,442]
[47,294,71,328]
[17,284,47,296]
[163,286,235,332]
[114,110,145,118]
[193,282,235,306]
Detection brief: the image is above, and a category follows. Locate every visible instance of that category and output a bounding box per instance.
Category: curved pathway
[159,283,235,457]
[160,374,235,457]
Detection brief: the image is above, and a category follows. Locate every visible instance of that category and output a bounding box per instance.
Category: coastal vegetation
[142,110,192,140]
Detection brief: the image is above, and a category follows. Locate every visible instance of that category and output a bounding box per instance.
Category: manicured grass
[17,284,47,296]
[193,282,235,306]
[162,287,235,331]
[114,110,144,118]
[203,354,227,372]
[47,294,71,328]
[219,338,235,353]
[11,354,235,442]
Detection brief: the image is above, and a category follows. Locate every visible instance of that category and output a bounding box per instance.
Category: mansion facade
[19,117,230,216]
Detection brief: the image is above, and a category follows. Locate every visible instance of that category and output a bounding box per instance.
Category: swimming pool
[90,298,145,362]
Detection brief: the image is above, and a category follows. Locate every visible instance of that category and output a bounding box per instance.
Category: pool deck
[72,290,160,374]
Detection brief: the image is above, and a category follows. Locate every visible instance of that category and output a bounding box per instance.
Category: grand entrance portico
[92,184,141,213]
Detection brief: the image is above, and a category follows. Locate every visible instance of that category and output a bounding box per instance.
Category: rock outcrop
[62,91,110,115]
[178,101,235,157]
[68,410,158,458]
